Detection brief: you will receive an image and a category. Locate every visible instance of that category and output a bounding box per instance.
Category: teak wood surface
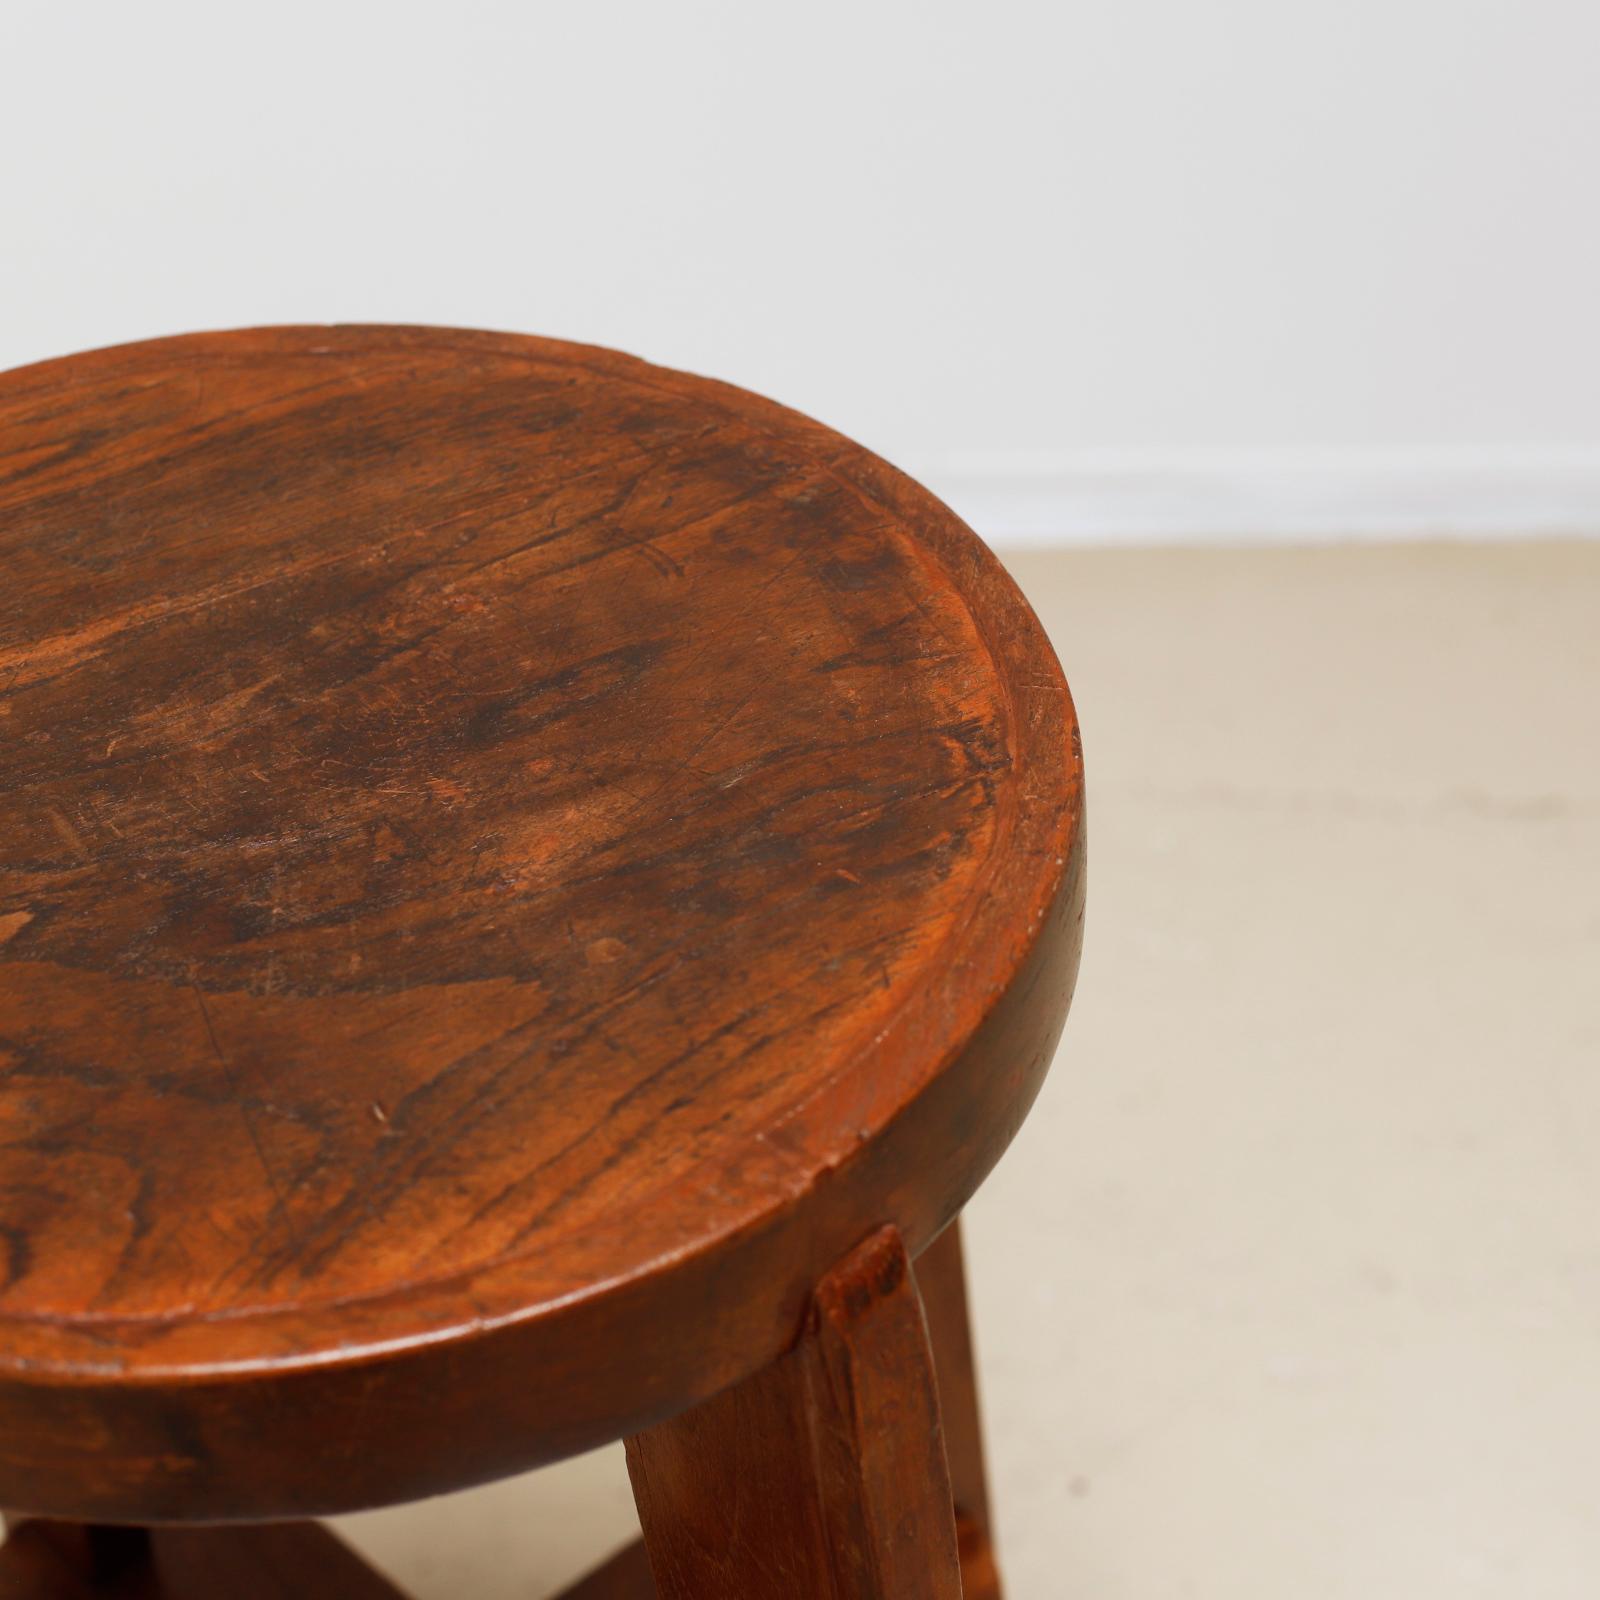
[628,1227,962,1599]
[0,326,1085,1527]
[0,1222,986,1600]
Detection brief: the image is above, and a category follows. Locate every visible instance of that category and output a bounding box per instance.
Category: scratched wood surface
[0,326,1085,1521]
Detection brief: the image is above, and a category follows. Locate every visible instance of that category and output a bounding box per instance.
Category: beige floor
[336,541,1600,1598]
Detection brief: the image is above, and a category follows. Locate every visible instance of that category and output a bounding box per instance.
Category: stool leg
[0,1520,411,1599]
[916,1218,1002,1599]
[625,1226,963,1600]
[0,1522,152,1599]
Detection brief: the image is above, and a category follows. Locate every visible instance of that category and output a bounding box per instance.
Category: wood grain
[918,1221,1002,1600]
[627,1226,962,1599]
[0,326,1084,1521]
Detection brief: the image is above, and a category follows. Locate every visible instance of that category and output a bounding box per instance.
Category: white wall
[3,1,1597,542]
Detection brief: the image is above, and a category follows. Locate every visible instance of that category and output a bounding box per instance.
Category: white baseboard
[915,448,1600,547]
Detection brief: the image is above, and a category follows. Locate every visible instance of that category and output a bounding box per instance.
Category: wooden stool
[0,328,1085,1598]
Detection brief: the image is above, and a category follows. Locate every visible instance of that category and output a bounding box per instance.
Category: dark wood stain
[0,1518,409,1597]
[627,1226,963,1599]
[0,326,1085,1523]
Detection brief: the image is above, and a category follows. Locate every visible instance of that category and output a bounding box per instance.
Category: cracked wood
[0,326,1084,1522]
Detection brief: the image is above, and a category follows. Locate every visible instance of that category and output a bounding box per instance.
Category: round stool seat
[0,327,1083,1523]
